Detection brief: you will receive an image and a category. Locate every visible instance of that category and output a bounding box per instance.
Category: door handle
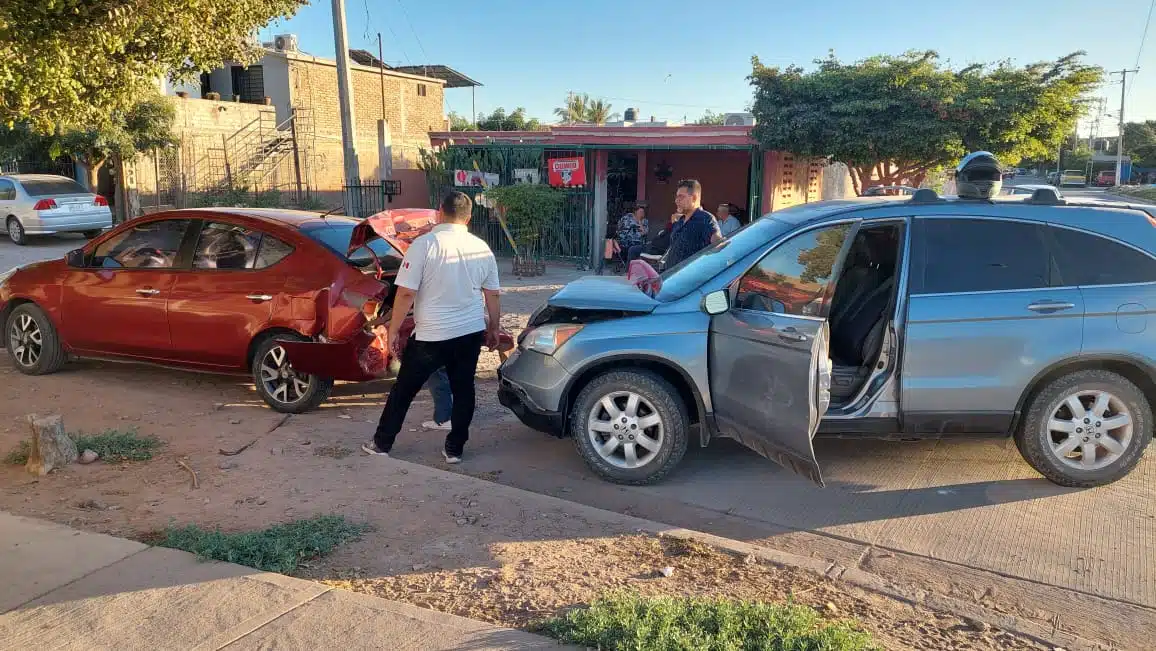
[1027,301,1075,313]
[778,327,807,343]
[246,294,273,302]
[135,288,160,296]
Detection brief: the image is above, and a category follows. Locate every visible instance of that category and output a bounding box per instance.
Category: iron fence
[0,157,75,177]
[422,145,594,266]
[343,179,403,218]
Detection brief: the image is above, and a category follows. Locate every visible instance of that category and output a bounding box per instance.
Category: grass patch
[3,441,30,465]
[73,429,163,462]
[539,593,878,651]
[157,515,370,574]
[1117,186,1156,202]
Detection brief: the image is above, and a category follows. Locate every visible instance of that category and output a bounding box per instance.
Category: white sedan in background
[0,174,112,245]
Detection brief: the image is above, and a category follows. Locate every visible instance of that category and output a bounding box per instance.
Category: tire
[570,369,689,485]
[82,230,103,239]
[251,333,333,414]
[1015,370,1152,487]
[5,303,67,375]
[7,217,26,246]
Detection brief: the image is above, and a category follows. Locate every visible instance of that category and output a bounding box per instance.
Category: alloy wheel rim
[8,314,42,367]
[1046,390,1133,471]
[9,221,22,243]
[259,344,311,404]
[587,390,664,469]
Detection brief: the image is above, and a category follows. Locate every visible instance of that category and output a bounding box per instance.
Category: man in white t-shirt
[363,191,501,463]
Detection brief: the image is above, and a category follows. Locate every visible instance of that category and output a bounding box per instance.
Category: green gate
[420,145,593,267]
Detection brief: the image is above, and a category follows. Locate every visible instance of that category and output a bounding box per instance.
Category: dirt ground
[0,266,1073,650]
[0,355,1060,651]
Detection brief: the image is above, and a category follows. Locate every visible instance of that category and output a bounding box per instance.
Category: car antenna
[318,207,343,219]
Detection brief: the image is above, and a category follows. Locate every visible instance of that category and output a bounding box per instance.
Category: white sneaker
[361,442,390,457]
[422,420,452,431]
[442,450,462,465]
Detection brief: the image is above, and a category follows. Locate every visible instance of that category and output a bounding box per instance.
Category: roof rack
[1025,188,1066,205]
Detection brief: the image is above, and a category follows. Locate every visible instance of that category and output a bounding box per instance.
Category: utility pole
[377,33,386,120]
[330,0,360,214]
[1110,68,1139,186]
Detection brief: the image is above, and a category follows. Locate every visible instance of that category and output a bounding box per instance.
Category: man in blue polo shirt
[665,179,719,268]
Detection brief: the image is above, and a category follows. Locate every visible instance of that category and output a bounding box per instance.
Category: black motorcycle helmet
[955,151,1003,199]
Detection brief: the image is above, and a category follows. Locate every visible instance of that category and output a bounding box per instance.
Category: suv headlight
[522,324,583,356]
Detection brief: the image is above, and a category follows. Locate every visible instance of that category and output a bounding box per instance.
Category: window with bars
[231,65,265,103]
[417,83,427,97]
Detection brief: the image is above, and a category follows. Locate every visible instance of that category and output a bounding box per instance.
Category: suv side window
[911,218,1050,294]
[1049,226,1156,286]
[735,223,851,317]
[91,219,191,269]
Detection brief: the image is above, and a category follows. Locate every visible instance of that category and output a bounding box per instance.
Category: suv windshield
[301,222,402,269]
[656,218,792,301]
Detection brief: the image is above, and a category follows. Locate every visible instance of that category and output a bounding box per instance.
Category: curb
[1105,191,1156,205]
[386,456,1111,651]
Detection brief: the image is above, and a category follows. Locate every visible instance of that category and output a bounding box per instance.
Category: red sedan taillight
[93,195,108,207]
[32,199,57,210]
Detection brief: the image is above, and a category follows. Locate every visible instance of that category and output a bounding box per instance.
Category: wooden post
[24,414,77,476]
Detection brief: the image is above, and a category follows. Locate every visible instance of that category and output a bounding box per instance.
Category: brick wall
[287,55,444,175]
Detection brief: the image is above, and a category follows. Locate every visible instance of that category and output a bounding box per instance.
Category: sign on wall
[513,168,541,185]
[547,157,586,188]
[454,170,500,187]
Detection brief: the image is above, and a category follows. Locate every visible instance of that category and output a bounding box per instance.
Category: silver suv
[498,191,1156,487]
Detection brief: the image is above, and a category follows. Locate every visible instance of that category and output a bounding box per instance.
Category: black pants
[374,330,484,455]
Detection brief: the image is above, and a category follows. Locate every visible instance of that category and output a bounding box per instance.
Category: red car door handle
[246,294,273,302]
[135,288,160,296]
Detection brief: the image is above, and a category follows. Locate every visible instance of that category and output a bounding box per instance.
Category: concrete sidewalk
[0,512,564,650]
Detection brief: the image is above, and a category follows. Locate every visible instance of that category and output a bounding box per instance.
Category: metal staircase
[194,108,313,195]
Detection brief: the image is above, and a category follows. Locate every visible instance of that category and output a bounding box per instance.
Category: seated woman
[616,205,648,264]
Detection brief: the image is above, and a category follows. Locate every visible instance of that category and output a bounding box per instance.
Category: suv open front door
[708,308,832,485]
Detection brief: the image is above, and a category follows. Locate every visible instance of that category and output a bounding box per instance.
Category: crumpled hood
[547,275,660,312]
[347,208,439,256]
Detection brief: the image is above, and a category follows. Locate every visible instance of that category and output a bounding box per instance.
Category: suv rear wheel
[252,333,333,414]
[1016,370,1152,487]
[570,369,688,485]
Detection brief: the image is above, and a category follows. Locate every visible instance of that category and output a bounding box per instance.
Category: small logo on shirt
[403,261,410,269]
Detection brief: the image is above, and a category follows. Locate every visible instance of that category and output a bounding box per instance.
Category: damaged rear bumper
[278,331,390,382]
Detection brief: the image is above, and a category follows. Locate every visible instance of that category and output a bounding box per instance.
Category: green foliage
[1119,186,1156,202]
[475,107,545,131]
[73,429,163,462]
[3,441,30,465]
[555,93,618,125]
[749,51,1103,192]
[253,189,283,208]
[447,111,474,131]
[295,195,327,211]
[1123,121,1156,168]
[486,183,566,255]
[0,0,304,131]
[539,593,878,651]
[157,515,370,574]
[693,111,727,126]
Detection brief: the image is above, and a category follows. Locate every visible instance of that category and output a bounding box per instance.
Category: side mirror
[702,290,729,316]
[65,249,86,268]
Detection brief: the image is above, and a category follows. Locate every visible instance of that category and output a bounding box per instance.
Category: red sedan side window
[92,219,191,269]
[191,221,295,271]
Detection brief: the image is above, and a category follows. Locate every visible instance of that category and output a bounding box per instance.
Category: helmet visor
[965,168,1001,183]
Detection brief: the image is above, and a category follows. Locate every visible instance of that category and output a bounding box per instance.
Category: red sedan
[0,207,500,413]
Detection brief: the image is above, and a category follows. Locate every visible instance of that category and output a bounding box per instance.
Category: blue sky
[261,0,1155,135]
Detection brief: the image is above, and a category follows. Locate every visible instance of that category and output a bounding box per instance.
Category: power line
[393,0,430,63]
[1137,0,1155,68]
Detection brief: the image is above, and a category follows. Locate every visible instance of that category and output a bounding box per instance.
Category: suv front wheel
[570,369,689,485]
[1016,370,1152,487]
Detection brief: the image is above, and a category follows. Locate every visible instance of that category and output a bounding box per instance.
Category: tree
[693,111,726,126]
[1,0,304,131]
[1123,121,1156,167]
[447,112,473,131]
[10,95,177,191]
[475,107,545,131]
[585,99,618,125]
[749,51,1103,194]
[555,94,590,125]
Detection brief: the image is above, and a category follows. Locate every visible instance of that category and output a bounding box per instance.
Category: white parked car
[0,174,113,245]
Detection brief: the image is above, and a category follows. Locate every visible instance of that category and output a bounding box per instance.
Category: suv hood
[347,208,439,256]
[547,275,659,312]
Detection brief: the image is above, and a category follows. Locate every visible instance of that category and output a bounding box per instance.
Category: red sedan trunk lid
[347,208,439,257]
